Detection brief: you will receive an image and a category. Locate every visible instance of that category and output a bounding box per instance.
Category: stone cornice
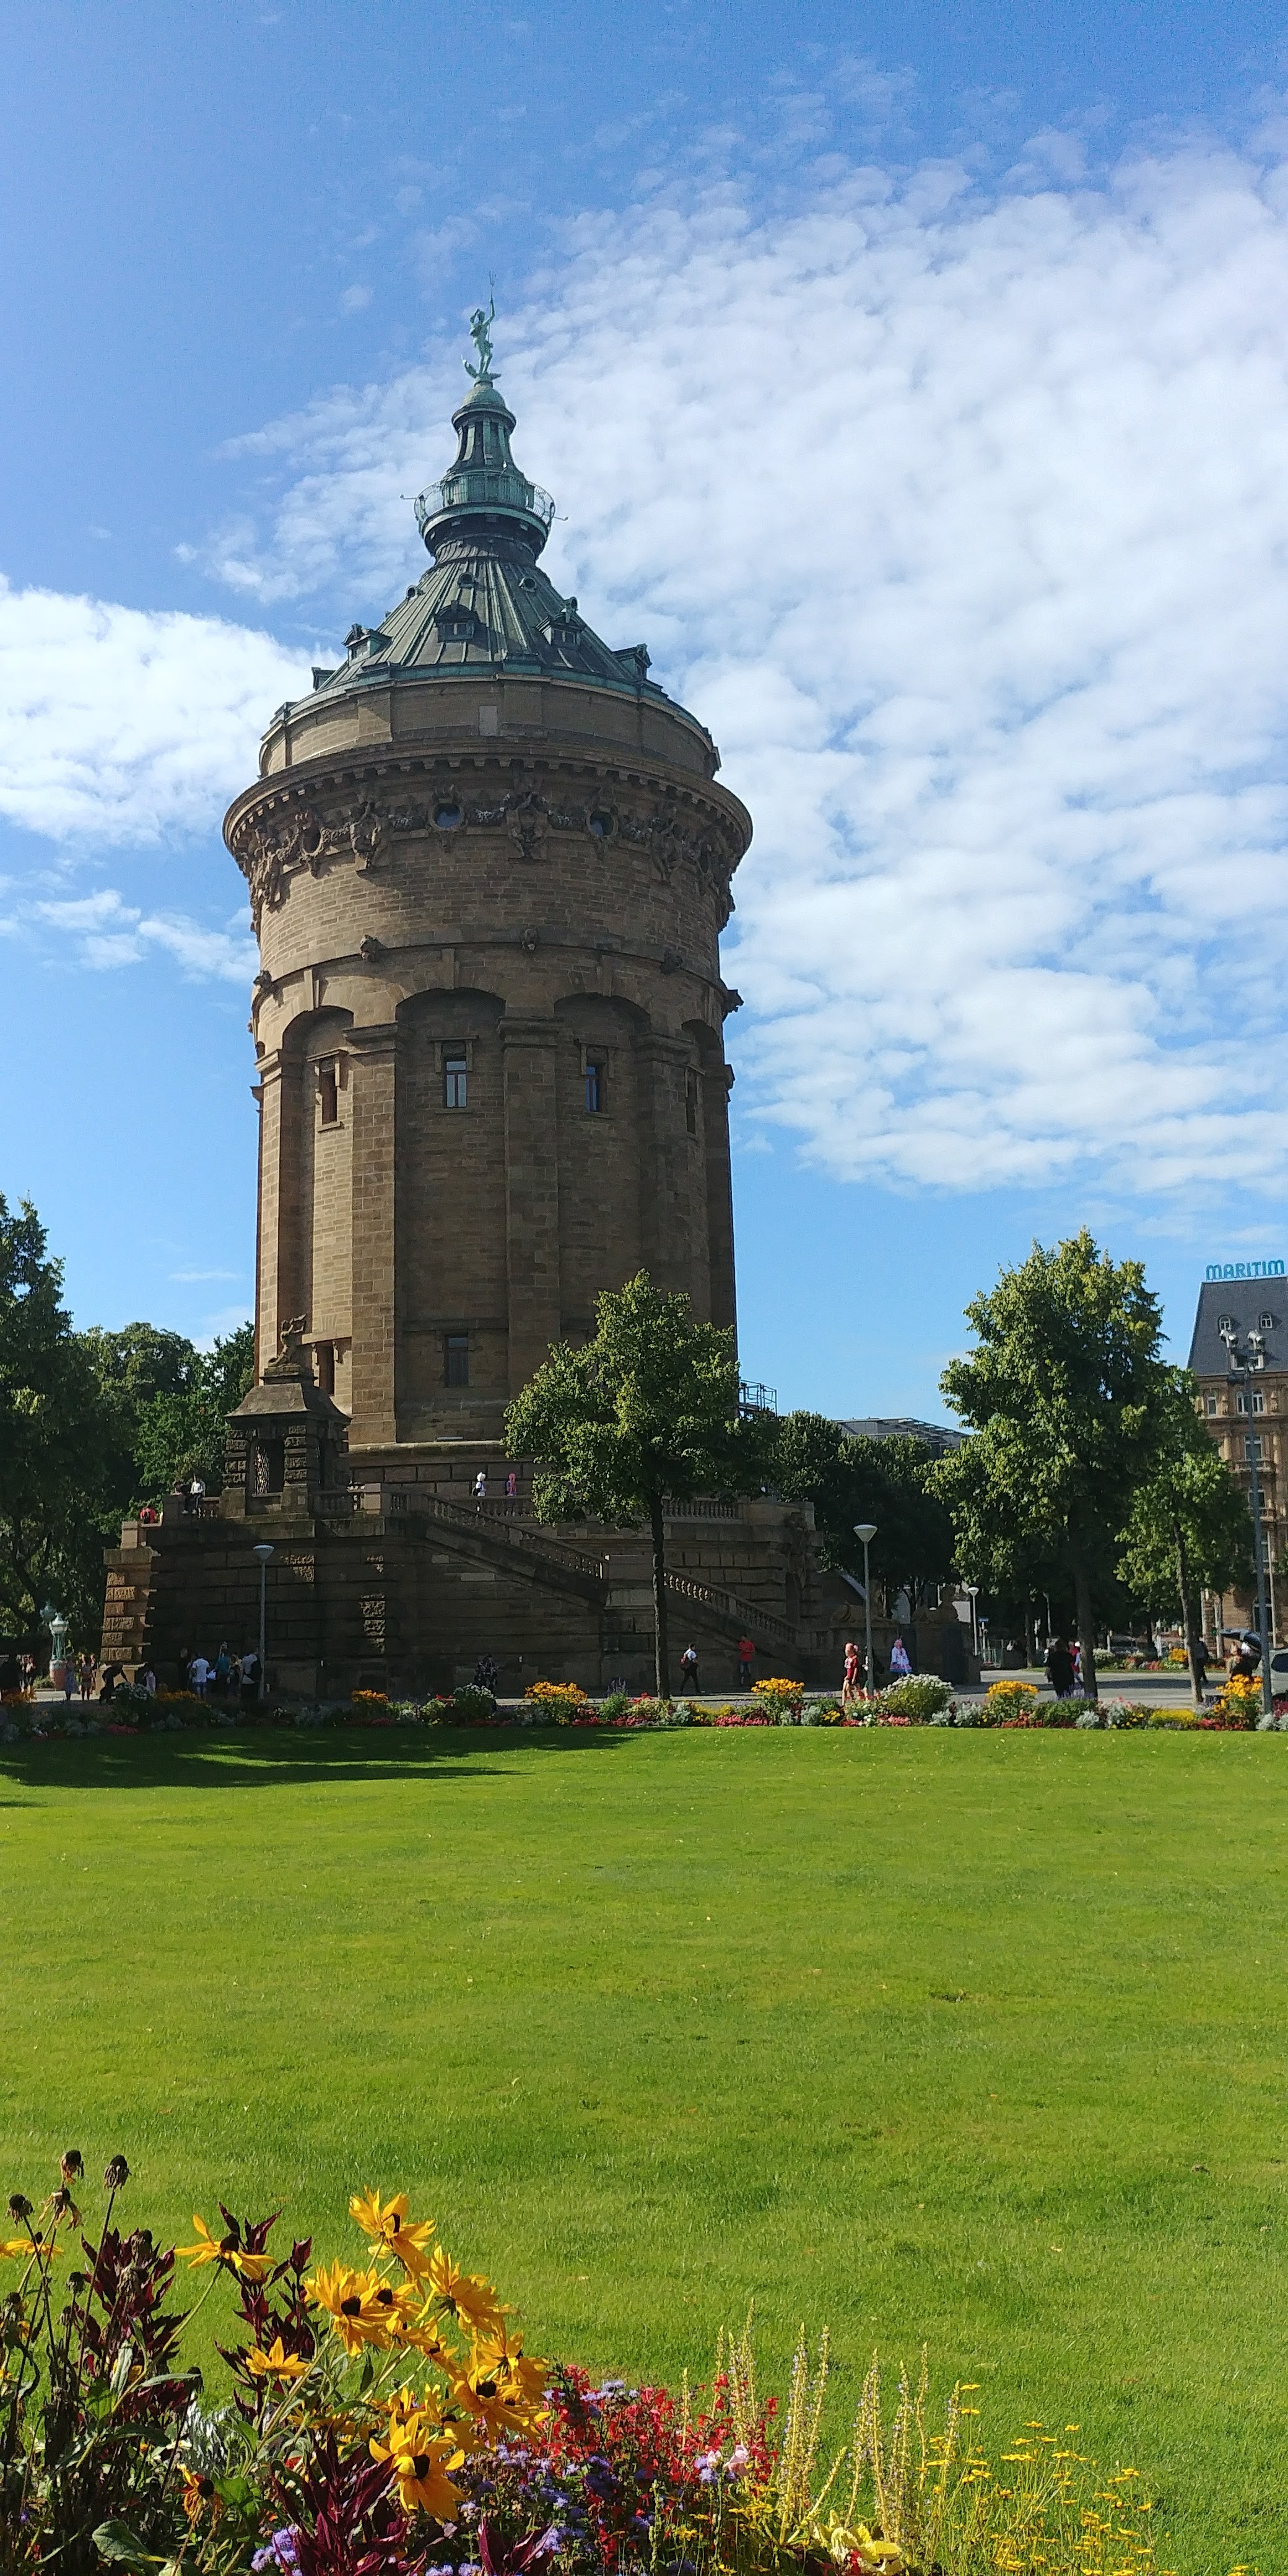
[224,742,751,940]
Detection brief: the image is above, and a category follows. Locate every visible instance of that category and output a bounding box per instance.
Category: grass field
[1,1725,1284,2574]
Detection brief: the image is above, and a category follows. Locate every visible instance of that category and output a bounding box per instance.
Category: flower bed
[0,2157,1171,2576]
[7,1676,1288,1747]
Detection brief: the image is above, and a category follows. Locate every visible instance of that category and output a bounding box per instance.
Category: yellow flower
[371,2390,465,2520]
[181,2471,219,2524]
[425,2246,505,2334]
[307,2260,407,2353]
[350,2190,435,2279]
[454,2329,549,2439]
[819,2526,903,2573]
[245,2336,310,2382]
[178,2215,271,2282]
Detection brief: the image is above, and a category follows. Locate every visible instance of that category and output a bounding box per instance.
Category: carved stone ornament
[235,780,734,929]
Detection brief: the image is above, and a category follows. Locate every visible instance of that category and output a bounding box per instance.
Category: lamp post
[966,1583,980,1658]
[853,1523,877,1696]
[1220,1326,1274,1717]
[252,1543,274,1704]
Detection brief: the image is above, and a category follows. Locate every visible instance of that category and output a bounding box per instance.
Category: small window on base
[585,1058,604,1113]
[320,1060,339,1125]
[443,1049,468,1109]
[445,1334,469,1387]
[1205,1393,1218,1416]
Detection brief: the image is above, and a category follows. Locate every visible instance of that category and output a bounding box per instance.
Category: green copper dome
[303,308,681,718]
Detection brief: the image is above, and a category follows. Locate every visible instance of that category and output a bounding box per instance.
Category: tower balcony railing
[414,471,555,533]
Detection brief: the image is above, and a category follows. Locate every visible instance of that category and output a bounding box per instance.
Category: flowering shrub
[1211,1672,1260,1726]
[982,1678,1039,1718]
[752,1679,806,1720]
[352,1689,389,1709]
[0,2160,1179,2576]
[872,1676,954,1724]
[524,1681,593,1725]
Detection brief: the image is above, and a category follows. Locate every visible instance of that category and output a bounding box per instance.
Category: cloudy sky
[3,0,1287,1409]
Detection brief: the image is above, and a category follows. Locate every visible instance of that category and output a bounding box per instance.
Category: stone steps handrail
[402,1490,609,1584]
[663,1567,800,1650]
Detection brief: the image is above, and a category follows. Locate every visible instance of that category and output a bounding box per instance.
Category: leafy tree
[505,1272,770,1695]
[773,1411,955,1608]
[936,1230,1170,1702]
[129,1324,256,1499]
[84,1319,255,1502]
[1118,1369,1255,1702]
[0,1197,121,1643]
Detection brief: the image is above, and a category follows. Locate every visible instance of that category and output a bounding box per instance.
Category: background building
[1188,1277,1284,1640]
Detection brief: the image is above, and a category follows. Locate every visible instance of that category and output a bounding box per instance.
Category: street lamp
[252,1544,274,1703]
[966,1583,980,1658]
[853,1524,877,1696]
[1220,1325,1274,1718]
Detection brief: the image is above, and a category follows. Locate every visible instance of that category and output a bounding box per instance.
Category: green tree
[773,1412,955,1609]
[1118,1369,1255,1703]
[84,1318,254,1502]
[936,1230,1170,1702]
[0,1197,121,1643]
[505,1272,770,1695]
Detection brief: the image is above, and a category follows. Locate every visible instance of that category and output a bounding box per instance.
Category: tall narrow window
[685,1071,699,1136]
[1253,1389,1266,1414]
[316,1342,336,1397]
[445,1334,469,1387]
[1236,1391,1248,1414]
[443,1048,468,1109]
[320,1060,339,1126]
[1247,1435,1264,1463]
[585,1058,604,1113]
[1206,1394,1219,1416]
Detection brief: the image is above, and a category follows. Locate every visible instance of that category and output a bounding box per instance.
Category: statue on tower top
[464,291,496,383]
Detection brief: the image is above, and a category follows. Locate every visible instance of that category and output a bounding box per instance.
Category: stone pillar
[704,1061,737,1335]
[503,1019,562,1391]
[347,1024,399,1446]
[253,1048,304,1383]
[636,1032,704,1305]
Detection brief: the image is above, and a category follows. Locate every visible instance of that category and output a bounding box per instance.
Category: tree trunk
[1175,1515,1204,1707]
[1069,1540,1099,1702]
[650,1494,670,1700]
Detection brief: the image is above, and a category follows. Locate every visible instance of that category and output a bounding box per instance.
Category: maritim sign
[1206,1258,1286,1279]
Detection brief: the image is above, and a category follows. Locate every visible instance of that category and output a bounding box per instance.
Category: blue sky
[4,1,1288,1417]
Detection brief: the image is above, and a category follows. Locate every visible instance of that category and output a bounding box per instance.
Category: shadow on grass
[0,1723,641,1796]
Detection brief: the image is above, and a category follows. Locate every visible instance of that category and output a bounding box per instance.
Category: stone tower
[103,323,881,1697]
[225,329,751,1471]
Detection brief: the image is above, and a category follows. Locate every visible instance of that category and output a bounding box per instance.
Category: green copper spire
[414,302,555,559]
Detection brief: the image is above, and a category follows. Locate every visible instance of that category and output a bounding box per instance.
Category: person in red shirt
[738,1635,755,1689]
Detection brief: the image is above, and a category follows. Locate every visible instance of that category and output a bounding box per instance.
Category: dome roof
[300,317,685,724]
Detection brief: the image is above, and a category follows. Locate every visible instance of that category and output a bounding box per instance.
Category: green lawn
[1,1726,1284,2574]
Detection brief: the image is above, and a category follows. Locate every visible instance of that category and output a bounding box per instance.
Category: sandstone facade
[104,334,923,1698]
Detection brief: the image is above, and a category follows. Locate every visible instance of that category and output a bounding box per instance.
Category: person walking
[737,1635,755,1690]
[214,1642,233,1697]
[239,1647,260,1705]
[1190,1636,1211,1702]
[679,1642,700,1694]
[505,1470,518,1500]
[473,1469,488,1504]
[841,1640,862,1711]
[1045,1635,1076,1699]
[139,1665,157,1697]
[62,1660,77,1705]
[78,1653,95,1700]
[188,1653,211,1699]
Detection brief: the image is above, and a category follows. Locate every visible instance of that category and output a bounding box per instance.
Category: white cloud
[339,283,372,314]
[44,124,1288,1203]
[0,578,308,840]
[27,889,256,981]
